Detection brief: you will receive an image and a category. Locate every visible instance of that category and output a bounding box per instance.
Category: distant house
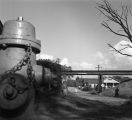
[75,77,120,90]
[76,78,98,88]
[83,78,98,88]
[103,77,119,88]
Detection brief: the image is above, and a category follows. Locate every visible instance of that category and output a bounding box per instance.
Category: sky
[1,0,132,70]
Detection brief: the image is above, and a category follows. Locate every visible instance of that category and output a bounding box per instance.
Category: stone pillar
[98,74,102,93]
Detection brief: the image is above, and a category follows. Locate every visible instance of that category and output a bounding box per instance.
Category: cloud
[60,58,69,66]
[70,51,114,70]
[36,53,54,60]
[80,62,95,70]
[95,51,104,60]
[71,41,132,70]
[113,40,132,60]
[114,40,132,54]
[111,40,132,69]
[36,41,132,70]
[93,40,132,70]
[94,51,116,69]
[71,61,95,70]
[36,54,70,66]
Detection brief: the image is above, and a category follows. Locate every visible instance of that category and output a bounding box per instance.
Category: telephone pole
[95,65,102,93]
[95,64,102,71]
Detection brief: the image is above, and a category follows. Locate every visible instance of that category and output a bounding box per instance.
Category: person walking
[114,87,119,97]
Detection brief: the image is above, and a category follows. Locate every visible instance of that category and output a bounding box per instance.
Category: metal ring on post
[0,17,41,54]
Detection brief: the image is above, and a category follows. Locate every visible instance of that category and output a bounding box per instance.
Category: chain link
[0,44,35,94]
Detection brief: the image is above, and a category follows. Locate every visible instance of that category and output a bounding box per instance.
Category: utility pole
[95,65,102,93]
[95,64,102,71]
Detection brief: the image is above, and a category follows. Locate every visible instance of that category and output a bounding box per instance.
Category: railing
[62,70,132,75]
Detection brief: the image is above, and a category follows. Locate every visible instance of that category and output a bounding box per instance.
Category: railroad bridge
[62,70,132,92]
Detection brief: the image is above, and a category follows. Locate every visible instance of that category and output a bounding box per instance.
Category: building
[103,77,119,88]
[83,78,99,88]
[76,77,98,89]
[75,77,120,90]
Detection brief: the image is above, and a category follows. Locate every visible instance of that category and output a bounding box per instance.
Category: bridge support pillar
[98,74,102,93]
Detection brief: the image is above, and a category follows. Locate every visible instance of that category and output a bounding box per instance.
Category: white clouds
[94,51,113,69]
[114,40,132,56]
[36,40,132,70]
[112,40,132,68]
[95,51,104,60]
[80,62,94,70]
[36,53,54,60]
[60,58,69,66]
[94,51,108,66]
[36,54,70,66]
[36,52,116,70]
[93,40,132,70]
[71,62,95,70]
[114,40,132,55]
[60,58,94,70]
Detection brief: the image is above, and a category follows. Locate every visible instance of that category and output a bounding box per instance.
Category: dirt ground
[31,91,132,120]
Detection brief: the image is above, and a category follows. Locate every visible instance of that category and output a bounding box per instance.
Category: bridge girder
[62,70,132,75]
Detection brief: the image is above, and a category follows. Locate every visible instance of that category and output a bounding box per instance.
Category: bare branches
[120,43,132,48]
[129,6,132,16]
[108,43,132,57]
[97,0,132,42]
[102,21,129,38]
[97,0,132,57]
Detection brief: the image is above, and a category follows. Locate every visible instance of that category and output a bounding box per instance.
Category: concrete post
[98,74,102,93]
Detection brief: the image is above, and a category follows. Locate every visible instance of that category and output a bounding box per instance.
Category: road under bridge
[62,70,132,92]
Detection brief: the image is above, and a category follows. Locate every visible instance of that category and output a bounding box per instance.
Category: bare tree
[97,0,132,57]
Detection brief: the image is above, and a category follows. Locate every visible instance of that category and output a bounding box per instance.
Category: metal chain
[26,49,36,86]
[0,44,35,94]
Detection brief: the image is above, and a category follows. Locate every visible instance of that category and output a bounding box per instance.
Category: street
[32,90,132,120]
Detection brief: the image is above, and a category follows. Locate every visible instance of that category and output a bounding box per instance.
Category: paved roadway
[68,87,129,105]
[74,91,129,106]
[33,90,132,120]
[0,88,131,120]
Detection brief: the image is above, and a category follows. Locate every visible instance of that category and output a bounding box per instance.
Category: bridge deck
[62,70,132,75]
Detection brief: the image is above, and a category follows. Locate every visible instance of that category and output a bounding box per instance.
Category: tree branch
[97,0,132,42]
[108,43,132,57]
[120,43,132,48]
[102,22,129,38]
[97,0,132,57]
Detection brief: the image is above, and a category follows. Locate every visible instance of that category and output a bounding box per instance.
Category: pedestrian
[114,87,119,97]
